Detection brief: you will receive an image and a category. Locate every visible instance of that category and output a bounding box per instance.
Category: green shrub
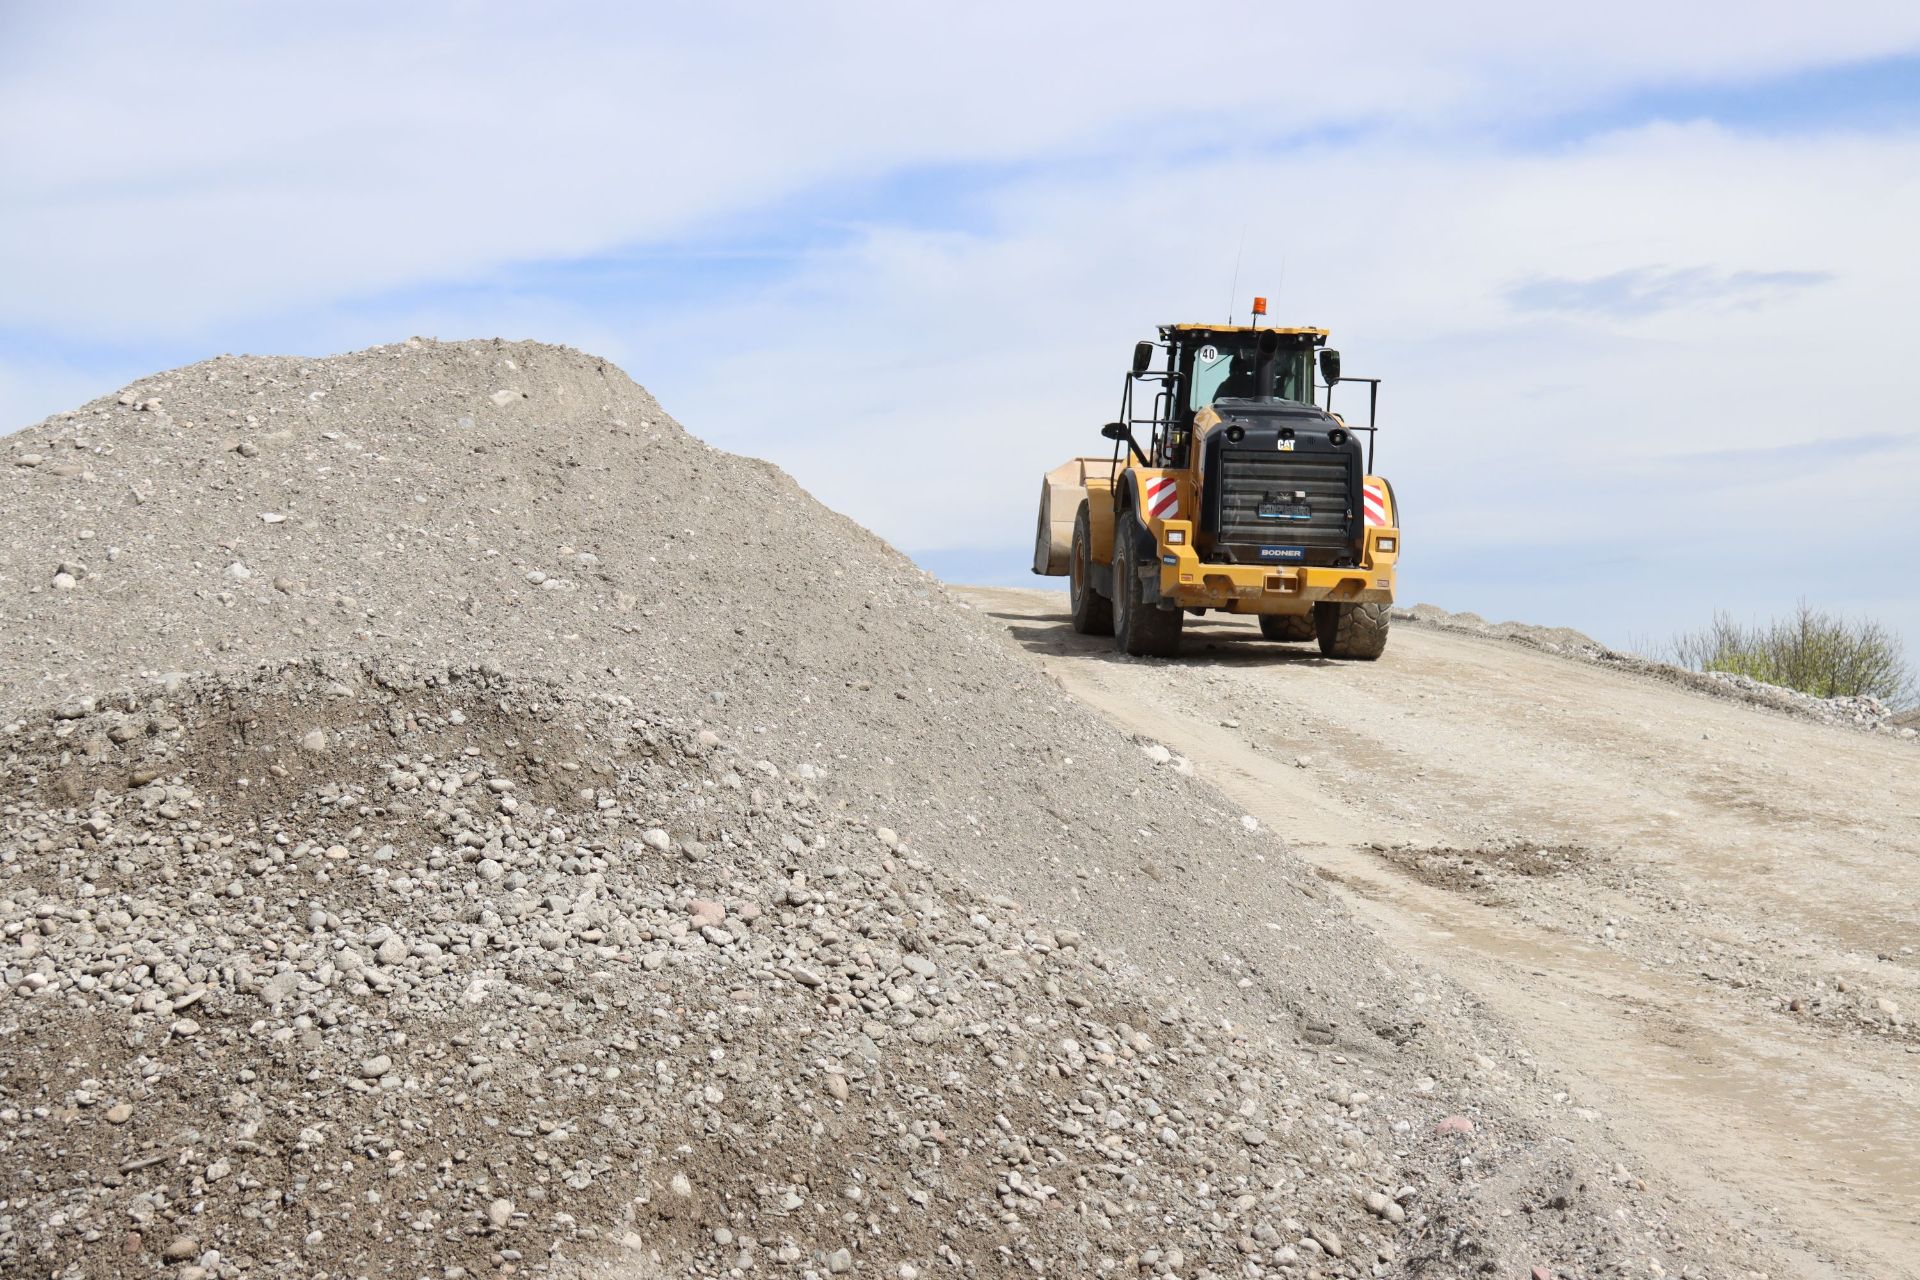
[1666,602,1913,705]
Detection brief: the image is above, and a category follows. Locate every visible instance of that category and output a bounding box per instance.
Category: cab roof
[1164,323,1328,338]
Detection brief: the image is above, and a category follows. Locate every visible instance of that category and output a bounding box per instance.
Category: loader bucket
[1033,456,1117,575]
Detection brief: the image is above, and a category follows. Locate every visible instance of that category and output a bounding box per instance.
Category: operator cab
[1150,325,1325,469]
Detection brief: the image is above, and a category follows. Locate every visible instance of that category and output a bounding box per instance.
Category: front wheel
[1314,602,1390,660]
[1114,511,1183,657]
[1068,503,1113,636]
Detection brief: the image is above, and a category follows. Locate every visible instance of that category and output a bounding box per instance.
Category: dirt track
[962,587,1920,1280]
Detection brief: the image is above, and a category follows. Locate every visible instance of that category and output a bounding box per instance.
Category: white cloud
[5,2,1920,336]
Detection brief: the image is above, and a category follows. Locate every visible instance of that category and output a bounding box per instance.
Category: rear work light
[1377,537,1396,553]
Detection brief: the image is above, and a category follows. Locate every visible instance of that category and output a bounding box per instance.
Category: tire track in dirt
[962,586,1920,1280]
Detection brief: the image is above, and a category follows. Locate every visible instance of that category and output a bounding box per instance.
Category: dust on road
[962,586,1920,1280]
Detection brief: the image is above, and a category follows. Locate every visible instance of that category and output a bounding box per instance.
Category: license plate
[1257,499,1310,521]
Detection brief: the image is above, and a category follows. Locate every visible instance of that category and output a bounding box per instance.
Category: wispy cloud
[1506,265,1832,317]
[1675,430,1916,471]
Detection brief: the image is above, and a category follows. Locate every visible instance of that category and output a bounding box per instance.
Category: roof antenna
[1226,222,1247,325]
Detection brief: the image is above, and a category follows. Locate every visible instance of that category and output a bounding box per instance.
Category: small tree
[1667,602,1913,705]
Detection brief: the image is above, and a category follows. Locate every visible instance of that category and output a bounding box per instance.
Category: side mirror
[1131,341,1154,376]
[1318,348,1342,384]
[1101,422,1130,441]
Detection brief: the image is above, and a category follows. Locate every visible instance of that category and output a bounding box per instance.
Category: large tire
[1068,503,1113,636]
[1315,601,1390,660]
[1258,613,1316,643]
[1114,511,1183,657]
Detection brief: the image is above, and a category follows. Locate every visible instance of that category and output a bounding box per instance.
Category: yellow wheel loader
[1033,309,1400,658]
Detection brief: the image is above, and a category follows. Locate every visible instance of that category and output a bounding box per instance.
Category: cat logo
[1277,438,1296,451]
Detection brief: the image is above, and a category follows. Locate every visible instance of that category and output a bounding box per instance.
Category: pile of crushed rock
[1392,605,1605,660]
[1,341,1767,1278]
[1693,671,1910,734]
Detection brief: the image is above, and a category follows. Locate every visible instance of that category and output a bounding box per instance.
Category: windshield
[1187,341,1313,409]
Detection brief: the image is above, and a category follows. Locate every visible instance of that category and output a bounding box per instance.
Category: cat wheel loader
[1032,306,1400,659]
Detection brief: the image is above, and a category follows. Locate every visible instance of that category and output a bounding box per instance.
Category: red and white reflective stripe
[1363,482,1388,528]
[1144,475,1179,519]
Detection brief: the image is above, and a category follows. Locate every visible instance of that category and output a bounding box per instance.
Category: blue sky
[4,3,1920,675]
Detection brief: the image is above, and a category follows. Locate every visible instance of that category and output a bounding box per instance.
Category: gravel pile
[2,342,1760,1278]
[1393,606,1604,659]
[0,663,1486,1279]
[1694,671,1908,733]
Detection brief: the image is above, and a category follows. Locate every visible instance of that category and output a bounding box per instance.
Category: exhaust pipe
[1253,329,1282,400]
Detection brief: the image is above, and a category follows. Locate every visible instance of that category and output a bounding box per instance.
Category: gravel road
[962,587,1920,1280]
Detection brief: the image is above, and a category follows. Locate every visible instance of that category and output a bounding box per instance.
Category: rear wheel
[1314,601,1390,660]
[1114,511,1183,657]
[1258,614,1315,643]
[1068,503,1113,636]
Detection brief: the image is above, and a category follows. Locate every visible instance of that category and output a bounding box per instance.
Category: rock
[299,728,327,752]
[654,1171,694,1218]
[827,1248,854,1273]
[163,1236,199,1260]
[105,1102,134,1124]
[1142,742,1172,765]
[1308,1225,1342,1257]
[1435,1115,1473,1135]
[51,572,77,591]
[490,389,518,406]
[641,828,671,851]
[826,1073,849,1101]
[487,1198,514,1228]
[687,898,725,929]
[1363,1190,1405,1223]
[376,935,408,966]
[226,561,253,581]
[360,1054,393,1079]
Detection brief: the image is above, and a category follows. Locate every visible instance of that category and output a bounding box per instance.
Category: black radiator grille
[1215,448,1354,560]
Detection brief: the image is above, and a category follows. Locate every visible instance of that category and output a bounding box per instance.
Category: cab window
[1188,346,1244,409]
